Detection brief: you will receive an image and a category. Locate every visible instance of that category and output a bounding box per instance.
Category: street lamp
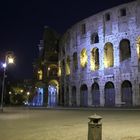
[27,92,30,105]
[0,51,15,112]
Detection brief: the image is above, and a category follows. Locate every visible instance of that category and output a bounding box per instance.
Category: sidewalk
[27,106,140,111]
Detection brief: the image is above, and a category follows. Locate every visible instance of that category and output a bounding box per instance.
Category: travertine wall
[59,0,140,107]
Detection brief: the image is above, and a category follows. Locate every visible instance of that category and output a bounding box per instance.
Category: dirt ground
[0,107,140,140]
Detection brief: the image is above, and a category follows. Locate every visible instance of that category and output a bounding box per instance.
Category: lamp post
[0,52,15,112]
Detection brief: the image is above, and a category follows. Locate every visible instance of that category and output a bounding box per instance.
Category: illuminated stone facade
[59,0,140,107]
[34,27,60,106]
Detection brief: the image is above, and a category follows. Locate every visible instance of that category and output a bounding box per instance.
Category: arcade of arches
[70,80,133,107]
[62,38,140,71]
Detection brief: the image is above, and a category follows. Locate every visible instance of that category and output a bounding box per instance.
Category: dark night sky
[0,0,134,80]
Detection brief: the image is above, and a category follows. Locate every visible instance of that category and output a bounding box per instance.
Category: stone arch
[66,56,70,75]
[136,36,140,60]
[121,80,132,106]
[71,86,77,106]
[104,81,115,106]
[91,83,100,106]
[73,52,78,71]
[119,39,131,62]
[80,48,88,68]
[91,48,99,71]
[80,84,88,106]
[104,42,114,68]
[48,80,59,107]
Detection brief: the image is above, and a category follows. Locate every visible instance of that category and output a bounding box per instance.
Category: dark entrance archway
[121,80,132,106]
[71,86,77,106]
[80,84,88,107]
[105,82,115,106]
[91,83,100,106]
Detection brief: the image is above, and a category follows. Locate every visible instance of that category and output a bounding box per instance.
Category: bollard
[88,113,102,140]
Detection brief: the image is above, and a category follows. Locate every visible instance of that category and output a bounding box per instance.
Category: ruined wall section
[59,0,140,106]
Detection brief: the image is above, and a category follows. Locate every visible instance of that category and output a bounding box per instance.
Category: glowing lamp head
[27,92,30,95]
[7,57,14,64]
[2,63,7,68]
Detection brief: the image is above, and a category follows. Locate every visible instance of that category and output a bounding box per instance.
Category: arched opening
[119,39,131,62]
[91,48,99,71]
[48,64,58,77]
[104,82,115,106]
[58,61,61,77]
[66,56,70,75]
[91,33,99,44]
[104,42,114,68]
[121,80,132,106]
[80,48,88,68]
[80,84,88,107]
[136,36,140,61]
[73,52,78,71]
[32,86,44,106]
[48,80,59,107]
[71,86,77,106]
[91,83,100,106]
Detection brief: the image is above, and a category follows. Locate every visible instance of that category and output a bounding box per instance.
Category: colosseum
[34,0,140,107]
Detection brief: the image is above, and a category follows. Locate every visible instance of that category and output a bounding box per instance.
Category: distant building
[34,0,140,107]
[33,27,59,107]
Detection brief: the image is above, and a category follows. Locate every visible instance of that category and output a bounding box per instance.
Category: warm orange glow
[58,61,61,76]
[7,57,14,64]
[104,43,114,68]
[80,48,88,68]
[38,70,43,80]
[66,56,70,75]
[136,36,140,60]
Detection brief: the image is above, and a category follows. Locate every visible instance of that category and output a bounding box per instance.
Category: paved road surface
[0,107,140,140]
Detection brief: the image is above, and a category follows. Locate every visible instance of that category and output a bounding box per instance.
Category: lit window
[66,56,70,75]
[38,70,43,80]
[136,36,140,60]
[80,49,88,68]
[104,42,114,68]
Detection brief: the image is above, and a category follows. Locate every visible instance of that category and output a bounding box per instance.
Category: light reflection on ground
[0,107,140,140]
